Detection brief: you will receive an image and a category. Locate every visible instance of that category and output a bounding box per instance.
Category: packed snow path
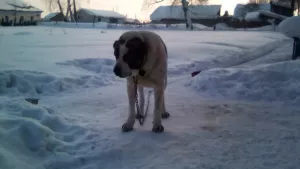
[1,27,300,169]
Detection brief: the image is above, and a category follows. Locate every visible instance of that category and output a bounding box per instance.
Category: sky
[24,0,249,21]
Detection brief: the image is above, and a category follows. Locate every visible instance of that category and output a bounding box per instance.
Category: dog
[113,30,170,133]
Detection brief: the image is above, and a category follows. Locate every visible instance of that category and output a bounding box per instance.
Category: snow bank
[40,22,110,29]
[0,97,88,169]
[278,16,300,39]
[215,23,234,30]
[187,60,300,105]
[0,58,117,97]
[56,58,115,74]
[244,25,277,31]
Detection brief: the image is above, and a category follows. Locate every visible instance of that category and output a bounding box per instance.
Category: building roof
[125,18,140,23]
[234,3,271,19]
[43,12,61,21]
[245,10,287,22]
[150,5,221,21]
[0,0,42,12]
[79,8,126,19]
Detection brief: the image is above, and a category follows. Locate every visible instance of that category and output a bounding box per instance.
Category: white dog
[113,30,170,133]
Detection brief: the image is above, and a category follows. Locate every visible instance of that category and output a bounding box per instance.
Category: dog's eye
[123,53,129,62]
[126,38,141,49]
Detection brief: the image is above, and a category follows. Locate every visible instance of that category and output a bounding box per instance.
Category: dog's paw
[152,124,164,133]
[122,122,134,132]
[162,112,170,119]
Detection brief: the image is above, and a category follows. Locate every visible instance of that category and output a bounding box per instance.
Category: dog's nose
[113,65,121,76]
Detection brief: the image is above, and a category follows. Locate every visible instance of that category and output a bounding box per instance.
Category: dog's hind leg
[152,88,165,133]
[161,95,170,119]
[137,86,145,117]
[122,83,136,132]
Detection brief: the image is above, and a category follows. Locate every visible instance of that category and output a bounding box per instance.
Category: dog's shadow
[120,128,180,144]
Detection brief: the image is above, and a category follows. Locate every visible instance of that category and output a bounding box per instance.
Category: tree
[42,0,83,22]
[142,0,209,30]
[273,0,300,15]
[223,10,229,17]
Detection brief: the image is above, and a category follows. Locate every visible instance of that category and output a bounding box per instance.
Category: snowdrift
[278,16,300,39]
[187,60,300,105]
[0,58,117,97]
[0,97,88,169]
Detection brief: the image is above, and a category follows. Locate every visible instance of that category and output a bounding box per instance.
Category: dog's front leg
[139,87,145,115]
[122,82,136,132]
[152,87,164,133]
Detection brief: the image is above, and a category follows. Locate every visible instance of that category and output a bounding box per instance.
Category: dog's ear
[113,40,120,59]
[113,40,119,49]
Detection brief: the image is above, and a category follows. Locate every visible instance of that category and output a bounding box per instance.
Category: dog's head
[113,32,148,78]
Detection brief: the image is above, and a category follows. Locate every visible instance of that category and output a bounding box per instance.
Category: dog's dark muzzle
[113,65,131,78]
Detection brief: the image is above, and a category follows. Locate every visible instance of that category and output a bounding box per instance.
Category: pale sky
[25,0,249,21]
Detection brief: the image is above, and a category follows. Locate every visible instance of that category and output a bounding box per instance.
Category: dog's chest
[129,75,158,88]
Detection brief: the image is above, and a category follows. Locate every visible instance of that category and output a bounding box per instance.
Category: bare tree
[42,0,84,22]
[143,0,208,30]
[273,0,300,15]
[73,0,78,22]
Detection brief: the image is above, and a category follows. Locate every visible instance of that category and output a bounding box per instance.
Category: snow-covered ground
[1,25,300,169]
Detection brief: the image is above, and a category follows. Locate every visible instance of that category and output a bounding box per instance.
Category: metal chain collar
[132,76,152,125]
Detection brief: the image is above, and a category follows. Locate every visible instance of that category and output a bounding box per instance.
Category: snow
[214,23,234,30]
[1,25,300,169]
[187,60,300,105]
[278,16,300,39]
[0,0,42,12]
[150,5,221,21]
[79,8,126,19]
[245,11,261,21]
[259,10,287,21]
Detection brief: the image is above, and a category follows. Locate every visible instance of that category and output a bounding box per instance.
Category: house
[233,1,294,28]
[234,1,294,19]
[234,3,270,19]
[77,8,126,24]
[124,18,140,24]
[43,12,64,22]
[150,5,221,26]
[0,0,43,26]
[245,10,287,24]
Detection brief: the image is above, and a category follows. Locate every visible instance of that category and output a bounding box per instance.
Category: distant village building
[43,12,64,22]
[244,10,287,25]
[233,1,294,28]
[124,18,140,24]
[150,5,222,27]
[0,0,43,26]
[77,8,126,24]
[234,2,294,20]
